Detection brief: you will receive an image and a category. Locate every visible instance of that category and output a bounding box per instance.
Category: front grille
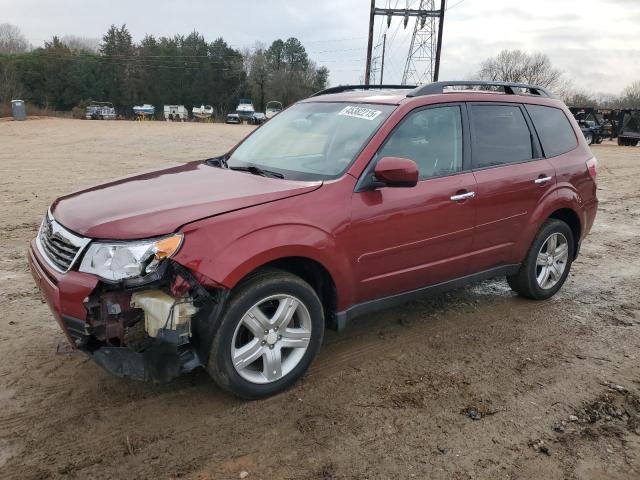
[36,211,91,273]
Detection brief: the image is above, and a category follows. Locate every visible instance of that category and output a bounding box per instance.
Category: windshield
[227,102,395,180]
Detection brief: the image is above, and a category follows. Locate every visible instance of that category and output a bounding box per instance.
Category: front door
[348,104,477,303]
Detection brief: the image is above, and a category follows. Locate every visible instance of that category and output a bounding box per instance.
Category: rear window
[526,105,577,157]
[470,104,533,169]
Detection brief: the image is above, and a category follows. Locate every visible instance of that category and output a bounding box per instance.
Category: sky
[2,0,638,95]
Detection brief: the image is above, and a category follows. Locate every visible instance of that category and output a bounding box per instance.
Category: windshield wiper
[229,165,284,179]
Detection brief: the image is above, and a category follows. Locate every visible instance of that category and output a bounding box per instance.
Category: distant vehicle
[85,101,116,120]
[265,101,283,119]
[570,108,610,145]
[236,98,255,121]
[192,104,214,120]
[164,105,188,122]
[616,111,640,146]
[225,113,241,124]
[578,123,602,146]
[133,104,155,117]
[249,112,267,125]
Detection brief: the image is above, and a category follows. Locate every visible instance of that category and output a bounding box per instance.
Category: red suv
[29,81,598,399]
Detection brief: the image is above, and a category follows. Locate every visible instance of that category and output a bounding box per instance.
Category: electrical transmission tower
[402,0,437,85]
[364,0,445,85]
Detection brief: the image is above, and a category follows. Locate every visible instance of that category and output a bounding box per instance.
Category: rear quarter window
[525,105,577,157]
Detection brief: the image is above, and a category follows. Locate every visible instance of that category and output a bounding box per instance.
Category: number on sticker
[338,106,382,121]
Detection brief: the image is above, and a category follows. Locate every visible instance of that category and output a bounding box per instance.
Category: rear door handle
[450,191,475,202]
[534,176,552,184]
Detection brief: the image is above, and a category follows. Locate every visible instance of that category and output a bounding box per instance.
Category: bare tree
[0,23,30,54]
[477,49,565,92]
[61,35,100,53]
[621,80,640,109]
[562,89,598,108]
[245,44,269,112]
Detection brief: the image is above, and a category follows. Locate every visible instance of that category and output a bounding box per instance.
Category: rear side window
[526,105,577,157]
[470,104,533,169]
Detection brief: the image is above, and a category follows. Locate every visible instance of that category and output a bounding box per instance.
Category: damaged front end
[78,262,228,383]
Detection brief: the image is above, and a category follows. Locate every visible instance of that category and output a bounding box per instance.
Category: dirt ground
[1,118,640,480]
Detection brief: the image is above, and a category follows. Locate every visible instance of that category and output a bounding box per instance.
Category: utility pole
[365,0,445,85]
[433,0,446,81]
[364,0,376,85]
[380,33,387,84]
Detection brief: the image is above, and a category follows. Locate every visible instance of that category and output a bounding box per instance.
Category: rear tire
[507,219,575,300]
[584,132,593,145]
[207,270,324,399]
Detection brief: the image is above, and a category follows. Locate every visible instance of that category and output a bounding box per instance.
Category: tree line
[476,49,640,109]
[2,22,639,116]
[0,23,329,117]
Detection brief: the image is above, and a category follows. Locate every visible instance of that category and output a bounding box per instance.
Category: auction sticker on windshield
[338,105,383,121]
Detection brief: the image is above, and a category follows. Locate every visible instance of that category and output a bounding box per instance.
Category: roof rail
[311,84,417,97]
[407,81,556,99]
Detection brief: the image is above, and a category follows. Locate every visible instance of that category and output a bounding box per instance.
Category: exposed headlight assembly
[79,234,183,281]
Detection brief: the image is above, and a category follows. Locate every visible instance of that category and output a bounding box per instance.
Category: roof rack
[311,84,417,97]
[407,81,556,99]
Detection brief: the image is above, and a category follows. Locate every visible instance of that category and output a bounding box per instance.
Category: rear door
[467,102,556,272]
[349,104,477,303]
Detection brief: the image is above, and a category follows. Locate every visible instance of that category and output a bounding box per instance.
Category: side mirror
[373,156,419,188]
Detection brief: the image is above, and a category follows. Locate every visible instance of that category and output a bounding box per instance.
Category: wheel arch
[235,256,340,330]
[548,207,581,258]
[514,191,585,265]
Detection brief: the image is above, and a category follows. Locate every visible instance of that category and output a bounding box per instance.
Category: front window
[377,105,463,180]
[227,102,396,180]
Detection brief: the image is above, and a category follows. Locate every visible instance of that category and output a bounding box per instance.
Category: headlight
[79,234,183,281]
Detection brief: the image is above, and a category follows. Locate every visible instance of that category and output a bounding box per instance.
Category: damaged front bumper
[29,240,228,383]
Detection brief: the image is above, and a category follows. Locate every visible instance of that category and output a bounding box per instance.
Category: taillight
[586,157,597,180]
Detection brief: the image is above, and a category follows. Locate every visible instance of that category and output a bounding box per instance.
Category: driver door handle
[450,191,475,202]
[534,176,552,184]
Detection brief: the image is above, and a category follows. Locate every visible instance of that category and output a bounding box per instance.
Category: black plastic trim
[408,81,556,99]
[311,84,417,97]
[334,264,520,329]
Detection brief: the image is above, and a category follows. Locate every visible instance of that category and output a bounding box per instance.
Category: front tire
[507,219,574,300]
[207,270,324,399]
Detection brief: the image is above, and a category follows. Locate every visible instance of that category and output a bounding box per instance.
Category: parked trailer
[86,101,116,120]
[164,105,188,122]
[613,110,640,146]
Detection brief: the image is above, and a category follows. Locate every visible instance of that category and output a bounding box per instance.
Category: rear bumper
[28,240,98,347]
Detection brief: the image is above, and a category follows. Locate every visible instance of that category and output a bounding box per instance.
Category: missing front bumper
[91,341,201,383]
[77,261,228,382]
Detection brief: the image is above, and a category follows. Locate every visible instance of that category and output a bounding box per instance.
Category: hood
[51,161,321,240]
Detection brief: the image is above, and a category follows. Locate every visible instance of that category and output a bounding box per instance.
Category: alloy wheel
[536,232,569,289]
[231,294,312,384]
